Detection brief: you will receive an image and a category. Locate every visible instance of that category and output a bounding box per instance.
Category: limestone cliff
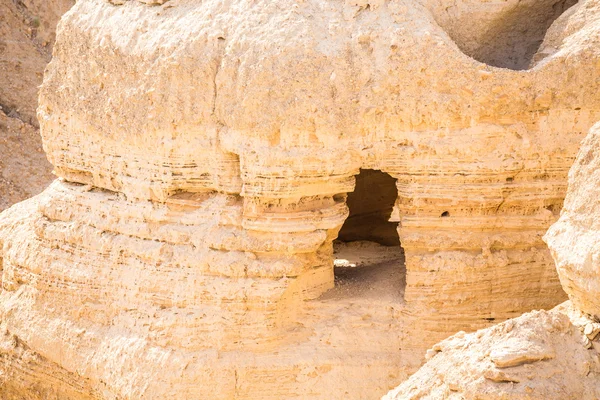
[1,0,600,398]
[384,122,600,398]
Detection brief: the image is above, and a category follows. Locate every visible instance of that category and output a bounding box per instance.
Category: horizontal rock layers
[2,0,600,397]
[387,115,600,400]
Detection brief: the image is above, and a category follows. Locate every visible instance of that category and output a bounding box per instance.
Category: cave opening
[329,169,406,302]
[473,0,578,70]
[440,0,578,70]
[337,169,400,246]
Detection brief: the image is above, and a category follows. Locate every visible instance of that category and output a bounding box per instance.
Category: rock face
[384,303,600,399]
[424,0,580,70]
[2,0,600,398]
[545,122,600,319]
[385,106,600,398]
[0,0,74,210]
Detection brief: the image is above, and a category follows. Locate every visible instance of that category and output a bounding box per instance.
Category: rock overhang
[39,0,600,201]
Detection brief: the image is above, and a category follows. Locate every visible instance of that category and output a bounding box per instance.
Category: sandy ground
[321,240,406,302]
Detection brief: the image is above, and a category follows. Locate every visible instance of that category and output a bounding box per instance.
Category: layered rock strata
[385,120,600,399]
[2,0,600,397]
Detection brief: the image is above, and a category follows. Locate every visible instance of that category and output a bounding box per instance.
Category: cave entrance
[329,169,406,302]
[338,169,399,246]
[452,0,578,70]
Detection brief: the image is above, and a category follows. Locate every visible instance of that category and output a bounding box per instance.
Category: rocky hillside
[0,0,74,210]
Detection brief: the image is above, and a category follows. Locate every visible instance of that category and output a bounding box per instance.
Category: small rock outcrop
[384,303,600,399]
[2,0,600,398]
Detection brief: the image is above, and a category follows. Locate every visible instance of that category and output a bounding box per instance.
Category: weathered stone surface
[384,302,600,399]
[425,0,579,70]
[545,122,600,319]
[3,0,600,397]
[386,82,600,398]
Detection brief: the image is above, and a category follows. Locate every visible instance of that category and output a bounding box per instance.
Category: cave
[435,0,579,70]
[337,169,400,246]
[330,169,406,301]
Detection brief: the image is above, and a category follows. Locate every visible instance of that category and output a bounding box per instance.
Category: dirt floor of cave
[319,240,406,303]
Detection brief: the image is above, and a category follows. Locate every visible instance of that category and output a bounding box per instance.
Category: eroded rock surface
[545,122,600,318]
[2,0,600,397]
[384,302,600,399]
[386,97,600,399]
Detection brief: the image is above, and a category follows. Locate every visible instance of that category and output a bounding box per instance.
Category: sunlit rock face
[385,119,600,400]
[2,0,600,398]
[383,302,600,399]
[545,122,600,319]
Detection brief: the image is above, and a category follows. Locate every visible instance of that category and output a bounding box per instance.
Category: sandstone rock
[425,0,579,70]
[584,323,600,340]
[384,303,600,399]
[386,76,600,398]
[3,0,600,397]
[545,122,600,319]
[108,0,170,4]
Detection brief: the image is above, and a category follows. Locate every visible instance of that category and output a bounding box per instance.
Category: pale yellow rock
[3,0,600,398]
[584,323,600,340]
[386,97,600,399]
[545,122,600,319]
[384,302,600,399]
[425,0,579,70]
